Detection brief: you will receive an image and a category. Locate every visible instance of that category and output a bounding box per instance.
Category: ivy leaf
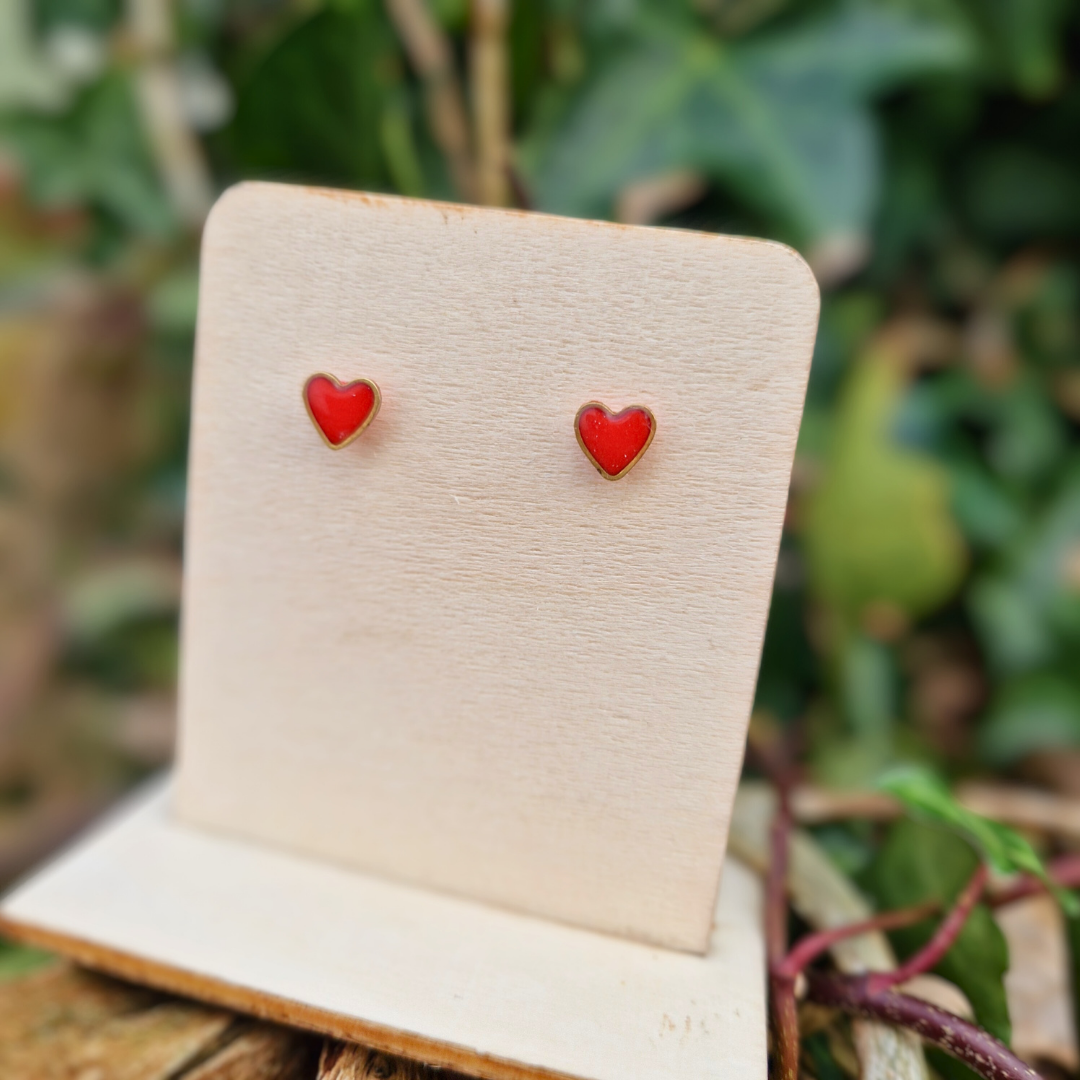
[947,457,1025,550]
[979,674,1080,766]
[2,73,174,235]
[969,575,1056,674]
[1064,912,1080,1073]
[222,0,407,192]
[862,817,1011,1046]
[0,0,71,111]
[522,6,969,248]
[877,764,1079,915]
[959,0,1073,98]
[969,463,1080,675]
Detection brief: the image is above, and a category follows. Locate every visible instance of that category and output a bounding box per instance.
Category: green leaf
[35,0,120,32]
[969,575,1056,673]
[223,1,406,192]
[948,459,1025,549]
[803,347,966,624]
[0,0,71,110]
[877,764,1079,914]
[522,7,969,245]
[379,95,424,198]
[801,1030,848,1080]
[985,376,1067,484]
[966,145,1080,241]
[969,462,1080,673]
[828,635,900,783]
[63,560,180,645]
[862,817,1011,1044]
[753,577,817,722]
[1015,463,1080,615]
[148,265,200,336]
[429,0,467,32]
[738,4,971,99]
[2,73,174,235]
[1064,911,1080,1074]
[841,634,896,742]
[959,0,1073,98]
[979,674,1080,766]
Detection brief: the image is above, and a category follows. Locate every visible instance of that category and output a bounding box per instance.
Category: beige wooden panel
[174,183,818,951]
[0,780,767,1080]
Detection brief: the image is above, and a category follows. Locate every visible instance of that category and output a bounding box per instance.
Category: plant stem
[780,852,1079,982]
[865,864,988,993]
[384,0,477,201]
[778,900,939,979]
[470,0,511,206]
[766,786,799,1080]
[806,972,1042,1080]
[730,783,929,1080]
[988,854,1080,908]
[127,0,213,226]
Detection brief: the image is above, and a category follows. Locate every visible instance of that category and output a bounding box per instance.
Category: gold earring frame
[303,373,382,450]
[574,402,657,481]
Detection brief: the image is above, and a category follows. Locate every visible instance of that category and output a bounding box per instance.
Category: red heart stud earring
[575,402,656,480]
[304,374,381,449]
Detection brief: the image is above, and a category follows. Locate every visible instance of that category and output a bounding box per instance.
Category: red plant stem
[807,972,1041,1080]
[865,863,988,993]
[781,855,1080,984]
[777,900,940,979]
[765,791,791,969]
[988,854,1080,908]
[1049,853,1080,887]
[766,787,799,1080]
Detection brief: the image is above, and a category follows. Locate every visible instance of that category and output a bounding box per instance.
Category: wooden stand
[1,779,765,1080]
[0,185,819,1080]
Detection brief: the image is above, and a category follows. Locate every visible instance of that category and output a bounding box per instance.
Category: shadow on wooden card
[0,184,819,1080]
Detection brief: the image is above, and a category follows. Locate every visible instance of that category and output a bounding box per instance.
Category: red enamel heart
[575,402,656,480]
[304,374,381,449]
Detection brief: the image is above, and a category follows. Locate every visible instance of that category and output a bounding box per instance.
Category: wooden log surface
[0,961,463,1080]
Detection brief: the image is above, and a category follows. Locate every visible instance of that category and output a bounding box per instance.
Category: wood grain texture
[0,963,158,1051]
[318,1042,451,1080]
[0,962,235,1079]
[0,779,767,1080]
[0,963,319,1078]
[174,182,818,952]
[187,1025,319,1079]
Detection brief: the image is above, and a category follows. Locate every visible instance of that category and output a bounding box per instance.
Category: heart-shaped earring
[304,374,381,449]
[575,402,655,480]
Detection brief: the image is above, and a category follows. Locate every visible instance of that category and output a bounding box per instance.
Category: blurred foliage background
[0,0,1079,1071]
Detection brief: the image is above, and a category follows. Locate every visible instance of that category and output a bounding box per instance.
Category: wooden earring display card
[0,184,820,1080]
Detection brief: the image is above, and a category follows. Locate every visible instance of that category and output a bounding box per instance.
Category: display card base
[0,777,765,1080]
